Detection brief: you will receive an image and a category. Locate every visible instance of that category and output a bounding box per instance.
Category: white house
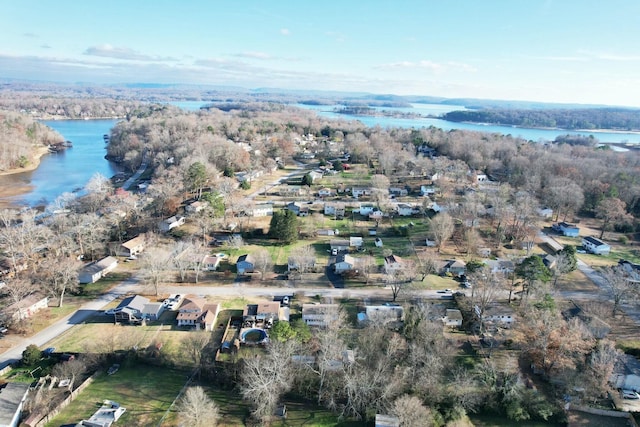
[324,202,345,217]
[360,305,404,324]
[79,256,118,284]
[582,236,611,255]
[384,255,406,274]
[250,203,273,217]
[318,187,334,197]
[420,185,437,197]
[357,203,376,216]
[395,203,414,217]
[389,187,408,197]
[202,255,221,271]
[334,254,357,274]
[477,304,516,327]
[117,235,145,257]
[537,207,554,219]
[302,303,340,327]
[351,187,372,198]
[349,236,363,248]
[442,309,463,328]
[159,215,186,233]
[2,294,49,322]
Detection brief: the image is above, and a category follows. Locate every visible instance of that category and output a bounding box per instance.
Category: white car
[622,390,640,400]
[104,308,119,315]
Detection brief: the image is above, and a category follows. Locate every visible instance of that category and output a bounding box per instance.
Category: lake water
[296,103,640,144]
[0,119,122,207]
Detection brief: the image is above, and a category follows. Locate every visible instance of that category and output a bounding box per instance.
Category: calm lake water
[0,119,122,207]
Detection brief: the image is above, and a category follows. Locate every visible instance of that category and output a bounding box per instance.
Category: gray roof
[0,382,29,425]
[116,295,150,312]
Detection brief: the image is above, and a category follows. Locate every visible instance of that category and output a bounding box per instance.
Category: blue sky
[2,0,640,106]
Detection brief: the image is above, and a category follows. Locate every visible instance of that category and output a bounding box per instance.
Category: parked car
[622,390,640,399]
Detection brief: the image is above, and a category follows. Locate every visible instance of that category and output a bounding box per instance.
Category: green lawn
[469,413,564,427]
[45,363,189,427]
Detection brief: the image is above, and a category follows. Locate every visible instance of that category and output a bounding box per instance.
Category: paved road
[121,149,149,191]
[0,277,140,369]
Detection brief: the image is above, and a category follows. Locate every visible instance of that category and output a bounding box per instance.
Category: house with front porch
[114,295,150,324]
[395,203,414,217]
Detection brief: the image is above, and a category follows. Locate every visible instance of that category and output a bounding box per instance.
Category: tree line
[442,108,640,131]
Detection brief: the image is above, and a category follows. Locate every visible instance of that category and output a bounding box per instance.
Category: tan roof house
[176,296,221,331]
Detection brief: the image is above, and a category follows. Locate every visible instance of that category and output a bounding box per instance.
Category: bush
[22,344,42,366]
[619,235,629,245]
[240,180,251,190]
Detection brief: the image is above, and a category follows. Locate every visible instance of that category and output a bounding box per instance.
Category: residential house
[541,254,557,269]
[349,236,363,248]
[287,255,316,273]
[389,187,408,197]
[477,303,516,327]
[395,203,414,217]
[243,302,282,326]
[142,302,165,321]
[442,309,463,328]
[2,294,49,322]
[202,255,221,271]
[236,254,255,275]
[176,297,221,331]
[384,255,405,275]
[185,200,206,214]
[159,215,186,233]
[442,259,466,277]
[375,414,400,427]
[359,305,404,325]
[582,236,611,255]
[357,203,376,216]
[369,210,384,221]
[0,382,29,427]
[552,222,580,237]
[79,256,118,284]
[302,303,340,327]
[318,187,334,198]
[308,170,324,183]
[117,235,145,258]
[334,254,357,274]
[330,239,351,253]
[286,202,309,217]
[249,203,273,217]
[324,202,345,217]
[114,295,150,324]
[420,185,437,197]
[489,259,515,275]
[537,207,554,219]
[351,187,372,199]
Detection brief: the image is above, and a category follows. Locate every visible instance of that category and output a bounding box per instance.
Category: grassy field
[45,362,189,427]
[469,413,564,427]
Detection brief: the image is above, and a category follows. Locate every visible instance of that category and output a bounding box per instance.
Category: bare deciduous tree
[599,266,638,316]
[429,212,454,253]
[391,394,433,427]
[140,246,171,296]
[176,386,219,427]
[252,248,273,281]
[183,331,211,366]
[40,256,81,307]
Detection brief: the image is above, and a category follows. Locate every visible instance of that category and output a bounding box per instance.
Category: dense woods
[0,110,63,171]
[443,108,640,131]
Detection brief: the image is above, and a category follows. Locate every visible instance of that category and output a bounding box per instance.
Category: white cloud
[280,28,290,36]
[375,60,475,73]
[83,44,177,62]
[232,51,273,60]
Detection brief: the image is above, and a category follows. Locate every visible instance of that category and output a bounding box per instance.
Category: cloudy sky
[2,0,640,106]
